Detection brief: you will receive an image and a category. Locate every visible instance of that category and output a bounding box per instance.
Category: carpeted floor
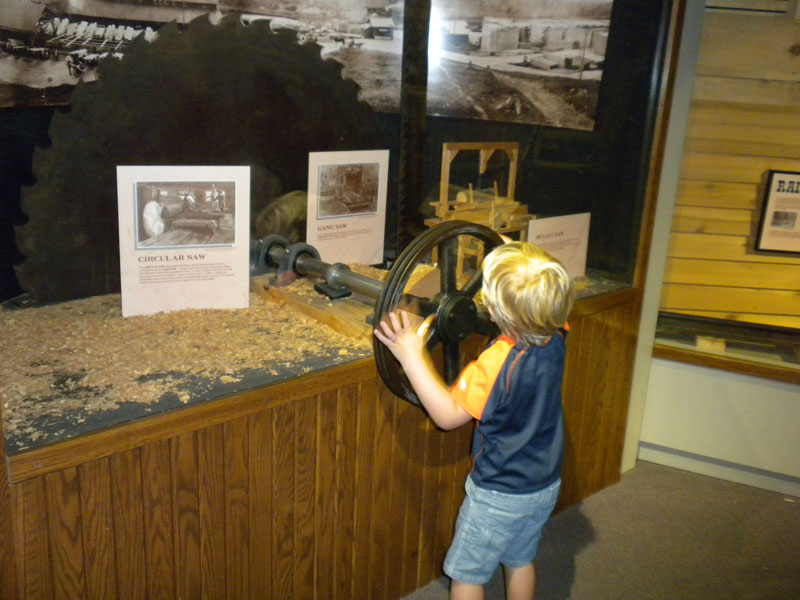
[403,460,800,600]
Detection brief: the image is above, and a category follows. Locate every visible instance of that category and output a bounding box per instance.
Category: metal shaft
[267,244,384,299]
[296,256,385,299]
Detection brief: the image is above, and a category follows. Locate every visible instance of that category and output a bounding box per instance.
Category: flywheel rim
[373,221,503,405]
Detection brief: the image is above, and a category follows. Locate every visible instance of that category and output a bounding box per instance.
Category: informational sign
[527,212,591,278]
[117,166,251,317]
[306,149,389,265]
[756,170,800,253]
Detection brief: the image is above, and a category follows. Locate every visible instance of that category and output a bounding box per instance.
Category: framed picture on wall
[755,170,800,254]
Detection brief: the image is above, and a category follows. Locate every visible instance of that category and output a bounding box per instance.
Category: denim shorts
[443,476,561,585]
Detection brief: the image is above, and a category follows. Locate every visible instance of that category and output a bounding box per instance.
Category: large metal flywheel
[373,221,503,404]
[252,220,504,405]
[15,14,382,302]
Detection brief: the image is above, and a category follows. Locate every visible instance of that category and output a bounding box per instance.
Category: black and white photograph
[755,170,800,254]
[306,149,388,265]
[117,165,251,317]
[770,210,798,230]
[0,0,404,110]
[316,162,380,219]
[427,0,613,129]
[136,180,236,248]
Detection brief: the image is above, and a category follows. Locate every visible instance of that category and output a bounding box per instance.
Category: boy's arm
[373,311,473,431]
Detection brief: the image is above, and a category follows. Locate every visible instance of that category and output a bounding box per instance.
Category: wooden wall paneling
[351,377,378,600]
[681,151,800,183]
[686,122,800,159]
[293,396,317,599]
[77,458,118,600]
[44,467,86,599]
[560,303,639,506]
[661,283,800,315]
[575,311,614,496]
[601,304,640,487]
[223,418,250,600]
[108,449,147,600]
[0,396,20,600]
[139,440,175,600]
[271,401,296,599]
[671,205,754,236]
[367,380,396,600]
[198,425,227,598]
[693,75,800,106]
[686,133,800,159]
[677,180,758,210]
[705,0,789,14]
[12,476,52,599]
[689,100,800,129]
[387,395,413,599]
[416,412,442,587]
[400,400,428,594]
[171,432,201,600]
[587,310,622,493]
[559,314,591,508]
[665,257,800,289]
[429,423,452,590]
[437,419,470,579]
[666,309,800,329]
[248,410,273,599]
[668,232,800,263]
[333,383,358,599]
[314,389,337,600]
[696,12,800,82]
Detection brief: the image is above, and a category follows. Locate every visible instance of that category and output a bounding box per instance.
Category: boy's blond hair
[481,242,576,346]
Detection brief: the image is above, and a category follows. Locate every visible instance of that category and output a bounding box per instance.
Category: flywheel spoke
[442,341,461,385]
[439,237,458,294]
[425,326,441,352]
[398,294,439,318]
[474,312,497,336]
[461,269,483,298]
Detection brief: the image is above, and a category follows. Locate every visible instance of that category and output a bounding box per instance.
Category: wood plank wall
[8,376,473,600]
[661,10,800,328]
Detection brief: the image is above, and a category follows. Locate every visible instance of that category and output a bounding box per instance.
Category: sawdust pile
[1,293,372,443]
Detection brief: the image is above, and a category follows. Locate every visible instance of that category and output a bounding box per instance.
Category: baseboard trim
[637,442,800,499]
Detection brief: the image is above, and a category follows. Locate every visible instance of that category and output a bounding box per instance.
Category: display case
[1,0,680,598]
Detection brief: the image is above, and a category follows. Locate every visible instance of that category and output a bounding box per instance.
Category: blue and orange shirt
[450,332,566,494]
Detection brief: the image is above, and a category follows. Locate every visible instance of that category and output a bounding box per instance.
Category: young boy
[373,241,576,600]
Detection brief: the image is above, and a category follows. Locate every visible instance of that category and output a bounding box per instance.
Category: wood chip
[1,292,371,443]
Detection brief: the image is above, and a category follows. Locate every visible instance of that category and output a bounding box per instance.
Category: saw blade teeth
[16,16,382,303]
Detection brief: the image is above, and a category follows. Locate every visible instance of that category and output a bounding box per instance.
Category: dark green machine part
[15,15,381,302]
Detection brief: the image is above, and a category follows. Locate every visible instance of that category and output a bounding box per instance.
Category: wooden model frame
[428,142,530,235]
[426,142,532,280]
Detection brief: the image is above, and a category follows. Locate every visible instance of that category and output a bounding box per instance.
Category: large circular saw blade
[15,15,382,303]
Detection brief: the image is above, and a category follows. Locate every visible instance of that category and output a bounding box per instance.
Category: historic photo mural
[0,0,404,109]
[427,0,613,130]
